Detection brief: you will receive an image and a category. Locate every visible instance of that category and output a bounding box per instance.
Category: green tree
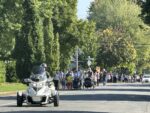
[136,0,150,73]
[96,28,136,68]
[52,0,97,70]
[67,20,98,68]
[135,30,150,74]
[5,61,18,82]
[52,0,77,70]
[0,0,22,60]
[0,0,23,82]
[89,0,147,71]
[43,18,54,75]
[41,0,55,75]
[14,0,45,79]
[0,61,6,83]
[142,0,150,25]
[51,33,60,73]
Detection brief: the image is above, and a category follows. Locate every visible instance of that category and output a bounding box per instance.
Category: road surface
[0,83,150,113]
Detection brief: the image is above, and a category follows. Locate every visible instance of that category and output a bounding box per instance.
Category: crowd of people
[52,68,114,90]
[40,63,142,90]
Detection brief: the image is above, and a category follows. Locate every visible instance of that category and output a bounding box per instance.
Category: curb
[0,90,25,96]
[0,91,17,96]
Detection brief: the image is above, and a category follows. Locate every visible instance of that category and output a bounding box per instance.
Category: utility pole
[76,46,79,74]
[74,46,83,76]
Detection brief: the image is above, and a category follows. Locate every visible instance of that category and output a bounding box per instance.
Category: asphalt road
[0,83,150,113]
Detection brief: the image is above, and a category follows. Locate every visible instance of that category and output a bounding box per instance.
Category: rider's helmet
[41,63,47,68]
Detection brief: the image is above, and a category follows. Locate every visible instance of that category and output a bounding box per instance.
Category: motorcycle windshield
[30,66,47,81]
[32,66,45,75]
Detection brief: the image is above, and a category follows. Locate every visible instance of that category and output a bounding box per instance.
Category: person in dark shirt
[102,69,107,86]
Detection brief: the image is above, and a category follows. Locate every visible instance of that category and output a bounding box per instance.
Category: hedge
[0,61,6,83]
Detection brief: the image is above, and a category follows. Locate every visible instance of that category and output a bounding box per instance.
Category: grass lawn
[0,83,27,92]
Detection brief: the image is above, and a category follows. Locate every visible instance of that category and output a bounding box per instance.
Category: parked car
[142,74,150,83]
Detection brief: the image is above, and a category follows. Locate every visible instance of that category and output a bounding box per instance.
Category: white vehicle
[142,74,150,83]
[17,66,59,107]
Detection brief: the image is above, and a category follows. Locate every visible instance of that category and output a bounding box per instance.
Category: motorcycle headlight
[39,83,43,87]
[36,83,44,88]
[32,83,36,87]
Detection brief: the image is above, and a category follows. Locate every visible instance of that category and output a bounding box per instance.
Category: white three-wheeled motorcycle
[17,66,59,107]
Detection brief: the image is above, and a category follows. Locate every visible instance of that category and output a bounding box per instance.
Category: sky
[77,0,94,19]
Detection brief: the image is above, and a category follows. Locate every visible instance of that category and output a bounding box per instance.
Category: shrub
[0,61,6,83]
[5,61,18,82]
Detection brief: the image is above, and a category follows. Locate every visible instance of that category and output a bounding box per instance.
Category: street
[0,83,150,113]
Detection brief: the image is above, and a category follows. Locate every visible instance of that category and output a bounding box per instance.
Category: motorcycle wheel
[53,94,59,107]
[17,93,23,107]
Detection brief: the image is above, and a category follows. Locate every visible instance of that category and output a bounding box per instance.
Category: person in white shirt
[53,71,60,90]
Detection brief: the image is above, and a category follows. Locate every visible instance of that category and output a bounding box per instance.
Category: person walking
[102,69,107,86]
[95,71,100,86]
[53,71,60,90]
[59,71,66,90]
[66,71,73,90]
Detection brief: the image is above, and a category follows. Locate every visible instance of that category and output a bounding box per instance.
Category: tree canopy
[0,0,150,82]
[88,0,150,73]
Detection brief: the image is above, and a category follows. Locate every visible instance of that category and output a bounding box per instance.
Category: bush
[5,61,18,82]
[0,61,6,83]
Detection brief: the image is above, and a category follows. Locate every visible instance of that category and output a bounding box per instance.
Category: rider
[40,63,50,79]
[40,63,53,88]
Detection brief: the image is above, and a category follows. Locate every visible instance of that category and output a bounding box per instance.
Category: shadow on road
[106,83,150,87]
[60,93,150,102]
[83,88,150,92]
[1,87,150,102]
[0,96,15,100]
[0,111,109,113]
[1,93,150,102]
